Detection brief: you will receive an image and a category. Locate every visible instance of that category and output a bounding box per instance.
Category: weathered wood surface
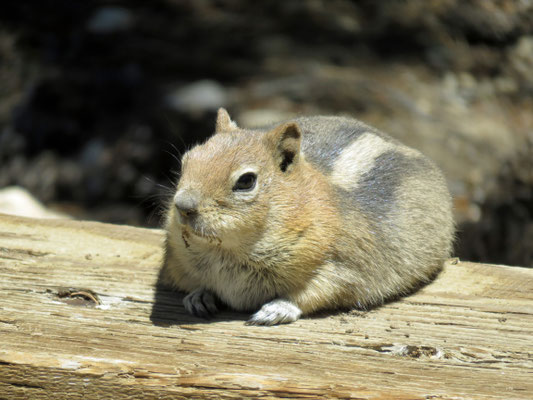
[0,213,531,400]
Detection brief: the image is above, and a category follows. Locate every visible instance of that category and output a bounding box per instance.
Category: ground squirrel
[162,108,454,325]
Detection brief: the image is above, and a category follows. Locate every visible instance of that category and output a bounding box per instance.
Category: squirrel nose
[174,189,199,216]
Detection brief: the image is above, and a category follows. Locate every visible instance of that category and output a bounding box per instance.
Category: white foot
[183,288,218,318]
[247,299,302,326]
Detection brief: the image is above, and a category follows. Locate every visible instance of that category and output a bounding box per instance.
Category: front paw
[183,288,218,318]
[247,299,302,326]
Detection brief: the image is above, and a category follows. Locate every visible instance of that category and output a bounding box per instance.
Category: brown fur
[162,109,455,324]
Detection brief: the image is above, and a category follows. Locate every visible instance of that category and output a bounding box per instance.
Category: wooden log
[0,212,531,399]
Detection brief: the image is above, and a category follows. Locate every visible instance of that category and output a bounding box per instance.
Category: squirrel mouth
[175,210,221,246]
[181,221,220,245]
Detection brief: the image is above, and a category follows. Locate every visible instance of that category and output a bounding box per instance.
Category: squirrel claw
[246,299,302,326]
[183,288,218,318]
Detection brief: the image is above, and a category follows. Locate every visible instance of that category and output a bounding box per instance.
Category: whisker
[163,149,181,164]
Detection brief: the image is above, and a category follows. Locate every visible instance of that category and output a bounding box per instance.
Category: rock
[164,80,229,114]
[509,36,533,90]
[0,186,68,219]
[237,109,296,128]
[87,7,134,34]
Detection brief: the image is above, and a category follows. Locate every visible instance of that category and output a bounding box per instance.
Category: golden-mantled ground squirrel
[162,108,454,325]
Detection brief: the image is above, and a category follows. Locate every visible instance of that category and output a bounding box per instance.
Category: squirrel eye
[233,172,257,192]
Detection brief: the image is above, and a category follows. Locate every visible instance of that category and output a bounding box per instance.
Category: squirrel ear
[266,122,302,172]
[216,108,238,132]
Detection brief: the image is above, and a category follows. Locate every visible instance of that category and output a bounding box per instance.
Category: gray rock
[87,7,134,34]
[165,80,229,114]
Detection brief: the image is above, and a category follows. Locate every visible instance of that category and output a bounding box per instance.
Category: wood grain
[0,213,531,399]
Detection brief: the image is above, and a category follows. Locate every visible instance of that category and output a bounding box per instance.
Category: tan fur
[162,109,455,323]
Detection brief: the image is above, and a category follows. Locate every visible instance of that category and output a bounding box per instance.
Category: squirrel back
[162,109,455,324]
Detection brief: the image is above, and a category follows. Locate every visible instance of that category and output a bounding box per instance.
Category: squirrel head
[172,108,303,247]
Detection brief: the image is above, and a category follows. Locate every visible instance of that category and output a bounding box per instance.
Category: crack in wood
[6,382,45,390]
[56,287,101,306]
[0,247,50,258]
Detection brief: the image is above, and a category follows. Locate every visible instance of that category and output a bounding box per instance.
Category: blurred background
[0,1,531,267]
